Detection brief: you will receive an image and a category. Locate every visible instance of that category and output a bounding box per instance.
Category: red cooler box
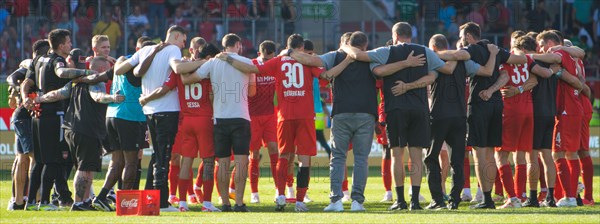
[116,190,160,216]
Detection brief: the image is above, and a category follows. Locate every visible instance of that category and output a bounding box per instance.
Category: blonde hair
[92,35,110,48]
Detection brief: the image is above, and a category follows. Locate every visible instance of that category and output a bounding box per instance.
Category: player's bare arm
[19,78,35,108]
[218,52,260,74]
[505,53,527,65]
[35,82,72,103]
[340,45,372,62]
[89,82,124,104]
[436,49,471,61]
[114,56,134,75]
[372,51,426,77]
[391,70,437,96]
[170,59,206,75]
[74,68,113,84]
[531,63,554,78]
[480,70,509,101]
[248,73,257,97]
[551,64,583,91]
[319,55,354,81]
[531,52,561,64]
[501,72,538,98]
[549,45,585,59]
[139,85,173,106]
[289,50,324,67]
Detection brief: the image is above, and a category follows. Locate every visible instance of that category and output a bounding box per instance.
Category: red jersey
[577,59,593,115]
[249,58,276,116]
[164,71,212,117]
[499,55,534,116]
[257,56,324,121]
[554,49,583,116]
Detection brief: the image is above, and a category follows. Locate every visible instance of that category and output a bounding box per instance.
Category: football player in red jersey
[216,34,352,212]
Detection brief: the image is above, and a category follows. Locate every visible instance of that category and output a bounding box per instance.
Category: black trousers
[146,112,179,208]
[425,117,466,204]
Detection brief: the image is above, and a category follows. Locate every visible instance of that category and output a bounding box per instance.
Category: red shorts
[250,114,277,151]
[178,116,214,158]
[171,117,185,156]
[580,113,592,151]
[553,115,583,152]
[278,119,316,156]
[499,115,534,152]
[376,127,389,146]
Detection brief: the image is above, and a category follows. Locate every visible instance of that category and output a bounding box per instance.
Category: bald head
[89,56,110,73]
[429,34,449,52]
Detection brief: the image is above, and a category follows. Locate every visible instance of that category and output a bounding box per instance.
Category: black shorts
[32,113,70,164]
[431,117,467,152]
[106,117,144,151]
[64,129,102,172]
[214,118,251,158]
[533,116,555,150]
[386,109,430,148]
[467,102,503,148]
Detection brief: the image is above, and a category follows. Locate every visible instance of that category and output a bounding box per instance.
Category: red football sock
[494,169,504,196]
[554,173,564,199]
[538,157,547,189]
[187,169,194,195]
[555,158,571,198]
[276,158,289,196]
[195,162,204,188]
[229,167,236,190]
[249,158,260,193]
[499,165,517,198]
[342,169,349,192]
[178,178,191,202]
[382,158,392,191]
[203,175,214,202]
[580,156,594,200]
[269,153,279,184]
[286,172,294,188]
[515,164,527,199]
[169,164,180,196]
[463,156,471,189]
[567,159,580,198]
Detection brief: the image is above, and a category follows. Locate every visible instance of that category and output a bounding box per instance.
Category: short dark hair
[303,40,314,51]
[341,32,352,45]
[137,36,152,45]
[429,34,449,50]
[549,30,564,44]
[167,25,187,35]
[141,41,157,48]
[48,29,71,50]
[222,33,241,48]
[511,30,526,40]
[537,30,561,45]
[385,39,394,46]
[349,31,368,48]
[392,22,412,39]
[287,34,304,49]
[199,43,221,59]
[459,22,481,39]
[514,36,537,52]
[259,40,276,55]
[526,31,538,39]
[32,39,50,56]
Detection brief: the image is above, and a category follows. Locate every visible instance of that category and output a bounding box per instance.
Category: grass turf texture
[1,166,599,223]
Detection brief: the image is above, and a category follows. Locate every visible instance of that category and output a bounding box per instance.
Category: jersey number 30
[185,83,202,100]
[282,63,305,88]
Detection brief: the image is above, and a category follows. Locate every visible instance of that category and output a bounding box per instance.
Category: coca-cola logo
[121,199,139,208]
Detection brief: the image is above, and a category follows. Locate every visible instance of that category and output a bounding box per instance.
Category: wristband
[556,69,563,78]
[518,86,524,94]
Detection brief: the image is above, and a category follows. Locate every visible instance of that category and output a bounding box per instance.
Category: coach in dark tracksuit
[425,34,498,210]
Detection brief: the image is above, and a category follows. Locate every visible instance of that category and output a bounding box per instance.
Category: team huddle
[5,20,595,213]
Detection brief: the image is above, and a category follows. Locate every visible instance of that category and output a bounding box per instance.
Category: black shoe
[107,190,117,204]
[233,204,250,212]
[522,198,540,208]
[221,204,233,212]
[469,202,495,209]
[92,197,114,211]
[576,195,583,206]
[425,201,446,210]
[540,199,557,207]
[59,198,74,208]
[447,202,459,210]
[70,202,95,211]
[12,202,26,210]
[409,201,423,211]
[388,201,408,211]
[51,193,59,206]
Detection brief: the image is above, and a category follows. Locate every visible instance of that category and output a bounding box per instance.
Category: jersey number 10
[282,63,305,88]
[185,83,202,100]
